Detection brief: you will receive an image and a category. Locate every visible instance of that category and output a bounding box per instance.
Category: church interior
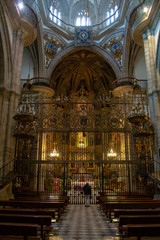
[0,0,160,239]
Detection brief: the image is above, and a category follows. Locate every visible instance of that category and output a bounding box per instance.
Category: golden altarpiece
[13,78,154,202]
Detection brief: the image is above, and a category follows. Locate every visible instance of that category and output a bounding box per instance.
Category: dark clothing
[83,183,91,195]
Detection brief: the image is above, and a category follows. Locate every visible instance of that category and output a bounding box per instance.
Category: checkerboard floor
[48,205,120,240]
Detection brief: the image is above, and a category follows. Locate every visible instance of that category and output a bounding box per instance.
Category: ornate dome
[46,0,122,31]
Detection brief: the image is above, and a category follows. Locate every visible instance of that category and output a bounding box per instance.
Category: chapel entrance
[13,76,154,202]
[14,50,153,201]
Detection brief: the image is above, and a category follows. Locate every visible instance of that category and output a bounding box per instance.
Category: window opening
[75,10,91,26]
[49,6,62,26]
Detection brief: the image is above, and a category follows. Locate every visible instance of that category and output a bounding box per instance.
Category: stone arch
[156,32,160,75]
[49,48,119,96]
[36,21,46,77]
[47,45,121,79]
[0,34,4,84]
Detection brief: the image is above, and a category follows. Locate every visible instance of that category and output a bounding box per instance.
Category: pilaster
[143,30,160,159]
[0,28,24,166]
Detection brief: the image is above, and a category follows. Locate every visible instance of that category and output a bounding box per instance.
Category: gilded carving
[103,35,123,64]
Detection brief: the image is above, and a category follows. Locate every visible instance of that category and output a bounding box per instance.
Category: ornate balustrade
[21,77,55,96]
[20,2,39,28]
[21,77,55,91]
[112,77,135,96]
[30,77,55,88]
[129,0,154,45]
[17,0,41,46]
[112,78,147,96]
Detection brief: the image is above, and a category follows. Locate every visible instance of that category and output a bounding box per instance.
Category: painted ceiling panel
[51,50,116,96]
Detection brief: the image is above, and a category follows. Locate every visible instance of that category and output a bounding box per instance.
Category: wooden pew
[0,214,52,239]
[114,208,160,219]
[14,194,69,205]
[0,200,65,207]
[0,208,56,219]
[127,223,160,240]
[119,214,160,226]
[101,201,160,221]
[97,195,153,204]
[124,238,160,240]
[98,196,157,211]
[141,238,160,240]
[98,195,153,202]
[0,238,41,240]
[0,237,41,240]
[99,192,153,198]
[0,200,65,219]
[118,215,160,234]
[14,196,69,203]
[124,238,137,240]
[99,199,156,210]
[99,198,157,209]
[0,222,39,240]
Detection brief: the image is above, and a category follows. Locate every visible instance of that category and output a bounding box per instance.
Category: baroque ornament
[75,27,92,46]
[104,35,123,64]
[44,35,63,65]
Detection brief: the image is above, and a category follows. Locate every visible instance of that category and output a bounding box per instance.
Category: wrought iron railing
[112,77,136,89]
[19,0,41,28]
[112,78,147,90]
[0,159,16,189]
[30,77,55,89]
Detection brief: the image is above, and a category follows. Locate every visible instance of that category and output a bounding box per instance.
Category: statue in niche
[77,132,87,147]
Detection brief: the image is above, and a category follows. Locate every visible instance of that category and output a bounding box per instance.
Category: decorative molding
[103,35,123,66]
[44,34,63,66]
[75,27,93,46]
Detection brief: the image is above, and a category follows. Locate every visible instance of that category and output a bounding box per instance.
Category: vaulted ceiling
[51,50,116,96]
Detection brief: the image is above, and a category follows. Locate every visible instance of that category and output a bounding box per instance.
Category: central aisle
[49,205,120,240]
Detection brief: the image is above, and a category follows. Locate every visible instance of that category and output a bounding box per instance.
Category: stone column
[0,29,24,167]
[143,30,160,160]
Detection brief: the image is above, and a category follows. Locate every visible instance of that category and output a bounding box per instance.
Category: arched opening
[13,50,154,202]
[21,47,35,79]
[50,50,116,96]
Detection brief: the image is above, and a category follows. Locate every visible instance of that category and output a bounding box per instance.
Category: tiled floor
[48,205,120,240]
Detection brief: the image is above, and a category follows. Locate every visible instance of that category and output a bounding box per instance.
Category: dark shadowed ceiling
[51,50,116,96]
